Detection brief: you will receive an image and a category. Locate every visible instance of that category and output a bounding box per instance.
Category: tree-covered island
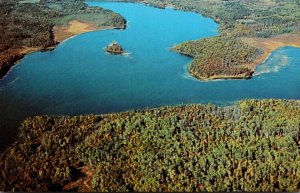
[106,41,125,54]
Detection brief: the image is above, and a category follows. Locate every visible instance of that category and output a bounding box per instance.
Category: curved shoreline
[0,46,56,80]
[0,46,55,80]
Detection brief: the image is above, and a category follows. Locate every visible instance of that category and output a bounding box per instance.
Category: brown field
[241,33,300,70]
[53,20,116,43]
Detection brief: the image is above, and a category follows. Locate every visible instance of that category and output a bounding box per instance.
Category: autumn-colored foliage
[172,36,263,79]
[1,99,300,192]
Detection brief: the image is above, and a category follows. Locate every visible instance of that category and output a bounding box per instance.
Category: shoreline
[0,20,126,80]
[0,47,55,80]
[192,72,253,81]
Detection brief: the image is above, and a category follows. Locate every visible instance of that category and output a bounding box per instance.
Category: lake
[0,2,299,151]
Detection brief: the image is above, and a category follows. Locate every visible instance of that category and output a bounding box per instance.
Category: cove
[0,2,300,151]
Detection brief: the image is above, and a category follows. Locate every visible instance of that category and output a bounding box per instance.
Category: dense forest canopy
[1,99,300,192]
[172,36,263,79]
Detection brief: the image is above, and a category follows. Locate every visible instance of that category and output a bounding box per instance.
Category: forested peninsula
[0,0,126,79]
[112,0,300,80]
[1,99,300,192]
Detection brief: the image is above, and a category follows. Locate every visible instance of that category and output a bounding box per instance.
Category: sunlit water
[0,2,299,150]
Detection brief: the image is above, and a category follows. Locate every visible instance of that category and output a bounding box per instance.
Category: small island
[106,41,125,55]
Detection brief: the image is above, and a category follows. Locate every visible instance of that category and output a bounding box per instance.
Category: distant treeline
[118,0,300,38]
[0,0,126,78]
[1,99,300,192]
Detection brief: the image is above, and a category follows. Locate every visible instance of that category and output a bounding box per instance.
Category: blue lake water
[0,2,300,150]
